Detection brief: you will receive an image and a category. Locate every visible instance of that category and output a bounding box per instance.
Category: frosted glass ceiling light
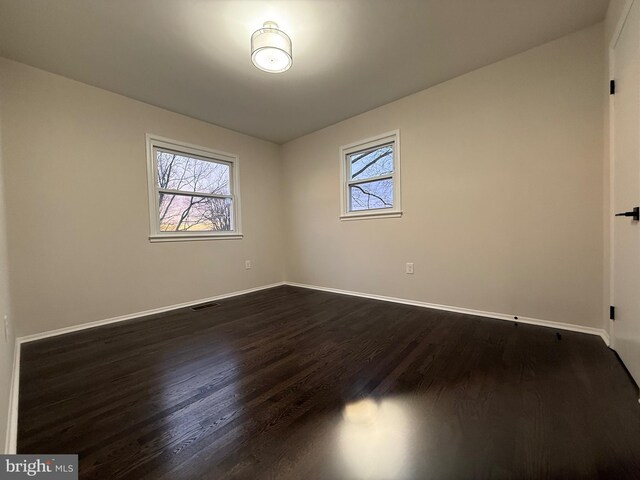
[251,21,292,73]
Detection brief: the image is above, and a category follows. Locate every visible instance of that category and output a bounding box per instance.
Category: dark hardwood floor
[18,286,640,479]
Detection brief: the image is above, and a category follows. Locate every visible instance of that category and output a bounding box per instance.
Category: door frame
[609,0,637,351]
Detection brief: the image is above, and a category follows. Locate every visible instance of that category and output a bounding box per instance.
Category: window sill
[149,233,244,242]
[340,210,402,221]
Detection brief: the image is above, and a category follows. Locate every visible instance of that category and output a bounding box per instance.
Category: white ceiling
[0,0,608,144]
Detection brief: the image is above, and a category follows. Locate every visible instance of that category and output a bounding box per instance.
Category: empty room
[0,0,639,478]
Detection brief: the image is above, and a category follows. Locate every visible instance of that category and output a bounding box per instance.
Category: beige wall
[0,21,608,340]
[0,58,285,337]
[0,103,15,452]
[606,0,628,44]
[283,24,605,329]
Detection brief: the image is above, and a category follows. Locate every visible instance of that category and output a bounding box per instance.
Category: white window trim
[145,134,243,242]
[339,129,402,220]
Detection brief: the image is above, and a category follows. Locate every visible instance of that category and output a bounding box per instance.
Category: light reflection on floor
[336,397,415,480]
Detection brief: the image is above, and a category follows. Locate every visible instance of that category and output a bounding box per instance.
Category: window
[146,135,242,241]
[340,130,401,219]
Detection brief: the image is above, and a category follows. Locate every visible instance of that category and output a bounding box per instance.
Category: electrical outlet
[245,260,252,270]
[406,262,414,274]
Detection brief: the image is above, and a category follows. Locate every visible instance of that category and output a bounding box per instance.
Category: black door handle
[615,206,639,221]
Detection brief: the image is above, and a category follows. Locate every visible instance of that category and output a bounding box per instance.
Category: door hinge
[610,305,616,321]
[610,80,616,95]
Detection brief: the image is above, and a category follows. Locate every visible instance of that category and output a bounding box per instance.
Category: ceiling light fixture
[251,21,292,73]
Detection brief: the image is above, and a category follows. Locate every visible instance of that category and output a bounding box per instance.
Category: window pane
[156,149,231,195]
[349,178,393,211]
[159,194,232,232]
[349,144,393,180]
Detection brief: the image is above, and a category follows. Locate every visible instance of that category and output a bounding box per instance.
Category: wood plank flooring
[17,286,640,479]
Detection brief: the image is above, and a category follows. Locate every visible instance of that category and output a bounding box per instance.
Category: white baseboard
[17,282,285,344]
[4,338,20,454]
[285,281,611,346]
